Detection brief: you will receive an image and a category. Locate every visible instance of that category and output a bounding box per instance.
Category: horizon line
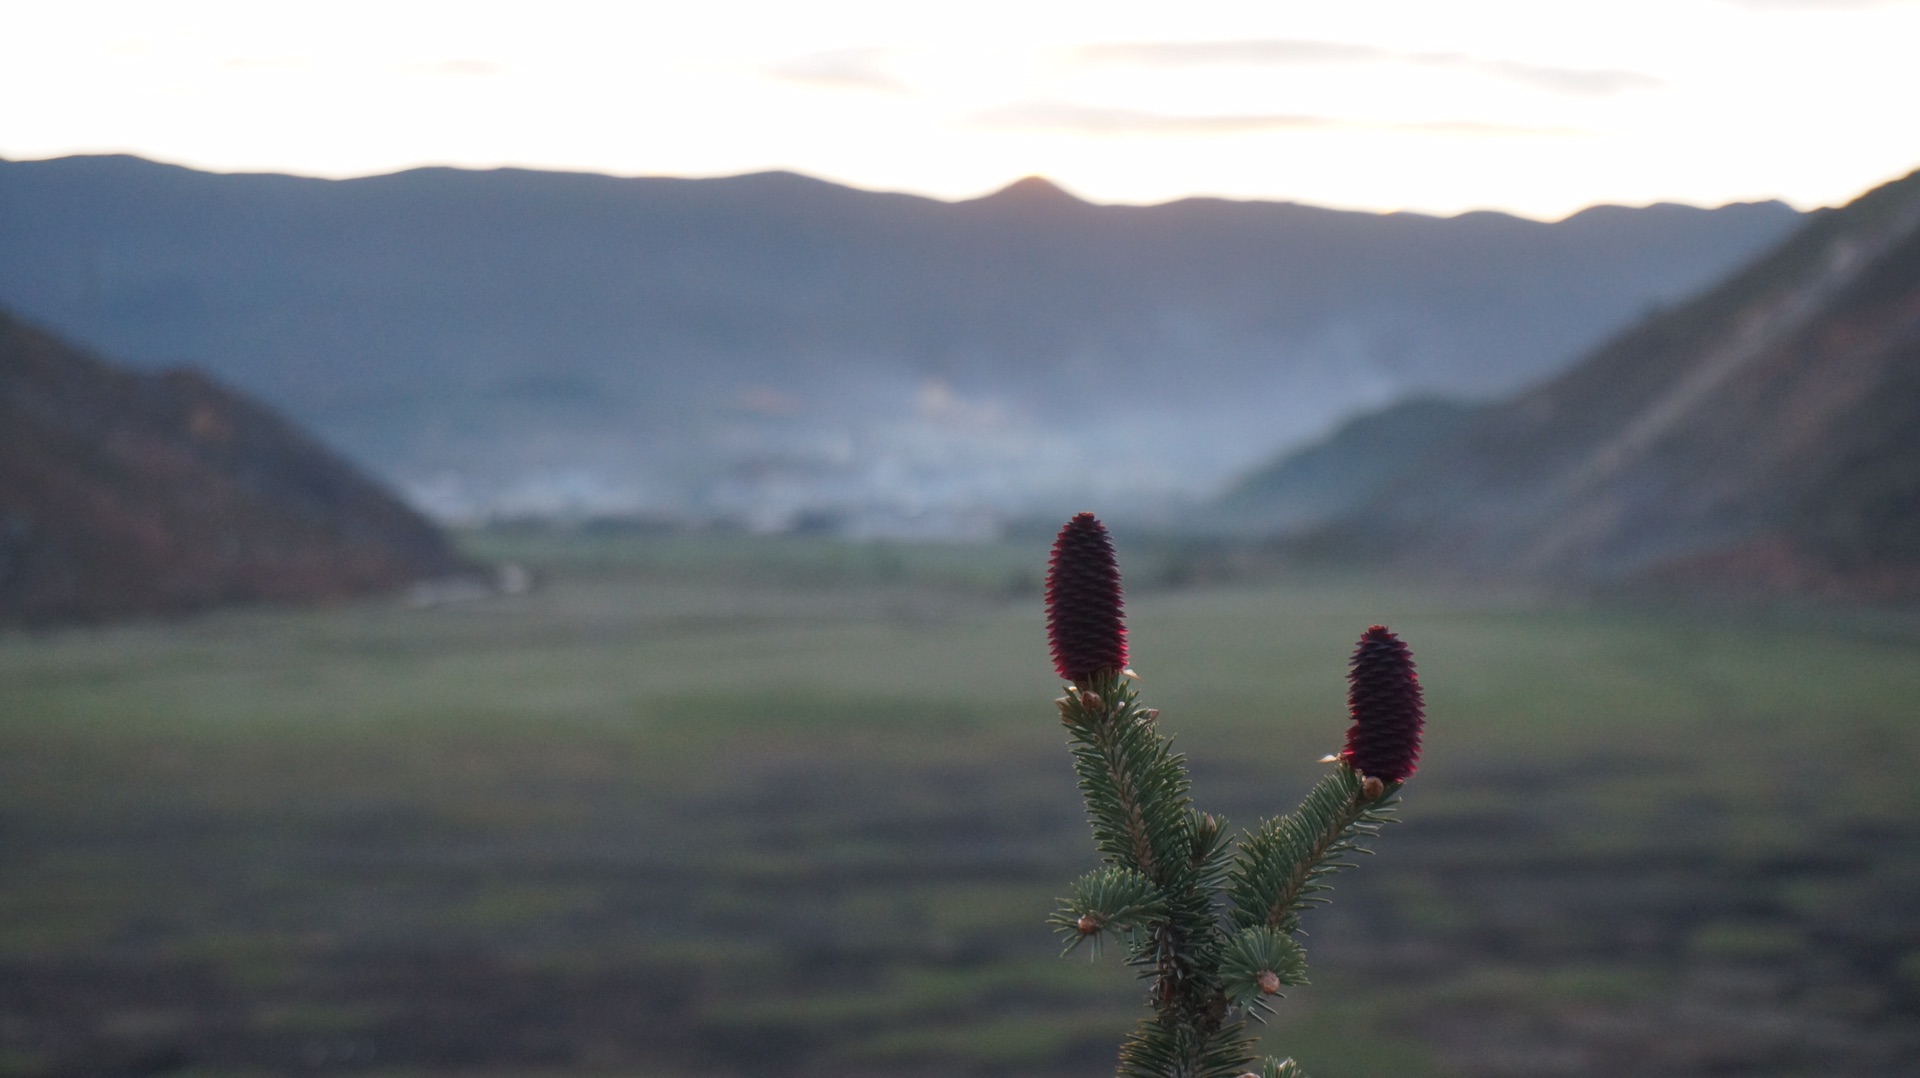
[0,148,1826,225]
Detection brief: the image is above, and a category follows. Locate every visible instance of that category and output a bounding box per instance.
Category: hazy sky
[5,0,1918,218]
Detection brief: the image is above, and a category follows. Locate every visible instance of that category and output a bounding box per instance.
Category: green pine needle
[1261,1057,1311,1078]
[1053,659,1411,1078]
[1059,673,1195,888]
[1217,927,1309,1020]
[1052,866,1164,954]
[1225,766,1400,937]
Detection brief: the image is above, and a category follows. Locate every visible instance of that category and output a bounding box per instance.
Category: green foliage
[1217,927,1308,1016]
[1115,1015,1259,1078]
[1059,673,1196,883]
[1053,866,1164,954]
[1226,770,1400,936]
[1059,670,1250,1075]
[1057,668,1407,1077]
[1050,523,1417,1078]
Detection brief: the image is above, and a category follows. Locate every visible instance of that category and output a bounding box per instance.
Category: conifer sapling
[1044,513,1426,1078]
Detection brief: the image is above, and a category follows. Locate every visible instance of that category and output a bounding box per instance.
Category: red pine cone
[1045,512,1127,684]
[1340,625,1423,783]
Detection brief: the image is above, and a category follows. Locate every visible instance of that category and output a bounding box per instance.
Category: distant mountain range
[1285,168,1920,599]
[0,310,470,624]
[0,154,1804,530]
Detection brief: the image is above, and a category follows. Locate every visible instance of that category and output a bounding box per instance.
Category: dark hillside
[1216,397,1479,532]
[1317,169,1920,599]
[0,311,470,624]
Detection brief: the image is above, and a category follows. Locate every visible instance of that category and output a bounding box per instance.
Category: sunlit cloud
[766,48,907,93]
[1723,0,1912,8]
[418,59,502,77]
[1395,118,1589,136]
[976,100,1581,138]
[5,0,1918,218]
[219,55,309,72]
[975,102,1329,135]
[1428,56,1658,95]
[1081,40,1376,66]
[1078,39,1660,97]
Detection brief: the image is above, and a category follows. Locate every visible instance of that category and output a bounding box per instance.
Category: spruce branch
[1118,1014,1259,1078]
[1062,671,1235,1071]
[1043,514,1427,1078]
[1228,625,1424,936]
[1053,866,1164,954]
[1225,766,1398,937]
[1217,927,1308,1019]
[1058,673,1193,885]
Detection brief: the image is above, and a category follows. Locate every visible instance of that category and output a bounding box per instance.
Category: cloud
[1425,55,1659,95]
[1077,39,1660,97]
[975,101,1579,137]
[1722,0,1909,8]
[975,101,1330,135]
[220,55,310,72]
[1392,118,1587,136]
[418,59,502,77]
[766,48,907,93]
[1081,40,1380,66]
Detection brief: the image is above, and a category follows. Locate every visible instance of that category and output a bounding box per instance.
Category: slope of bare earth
[0,311,471,624]
[1314,168,1920,600]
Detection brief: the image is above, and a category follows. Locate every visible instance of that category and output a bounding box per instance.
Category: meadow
[2,530,1917,1077]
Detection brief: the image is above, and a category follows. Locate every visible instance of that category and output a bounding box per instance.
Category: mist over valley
[0,154,1803,533]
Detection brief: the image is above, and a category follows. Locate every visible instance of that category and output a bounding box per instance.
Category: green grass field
[3,531,1918,1077]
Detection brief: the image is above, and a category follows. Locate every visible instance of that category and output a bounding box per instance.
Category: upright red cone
[1045,513,1127,684]
[1340,625,1423,783]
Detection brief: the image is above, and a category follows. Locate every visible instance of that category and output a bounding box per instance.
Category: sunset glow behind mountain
[5,0,1917,219]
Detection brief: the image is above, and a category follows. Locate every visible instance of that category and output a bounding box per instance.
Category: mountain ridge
[0,153,1806,526]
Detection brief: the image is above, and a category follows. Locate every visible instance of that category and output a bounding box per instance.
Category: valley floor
[2,533,1917,1077]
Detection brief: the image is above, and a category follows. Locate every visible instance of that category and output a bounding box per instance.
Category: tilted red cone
[1340,625,1423,783]
[1045,512,1127,684]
